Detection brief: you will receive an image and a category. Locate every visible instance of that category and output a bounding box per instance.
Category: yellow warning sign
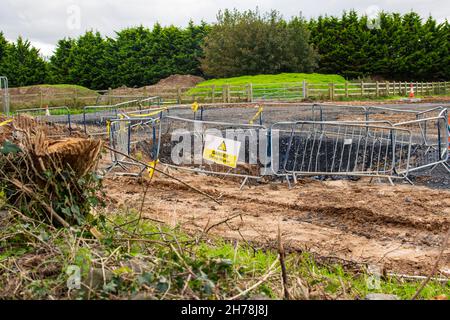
[203,135,241,168]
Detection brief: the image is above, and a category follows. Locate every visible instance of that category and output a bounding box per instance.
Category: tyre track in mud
[147,177,449,239]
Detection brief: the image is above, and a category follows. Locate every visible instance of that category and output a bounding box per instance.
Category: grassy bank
[9,84,100,111]
[0,209,448,300]
[196,73,347,87]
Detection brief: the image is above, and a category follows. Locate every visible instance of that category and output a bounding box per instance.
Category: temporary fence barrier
[1,76,9,115]
[13,106,73,136]
[107,117,160,174]
[10,98,445,184]
[270,121,412,184]
[138,96,163,109]
[80,98,153,135]
[393,108,449,173]
[157,116,268,186]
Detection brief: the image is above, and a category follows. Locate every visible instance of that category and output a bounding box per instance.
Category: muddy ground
[102,161,450,277]
[100,103,449,277]
[9,102,448,278]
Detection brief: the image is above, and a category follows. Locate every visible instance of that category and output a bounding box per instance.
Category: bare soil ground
[103,164,450,277]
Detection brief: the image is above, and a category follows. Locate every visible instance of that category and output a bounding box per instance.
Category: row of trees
[48,22,208,89]
[0,22,208,89]
[0,34,47,87]
[309,11,449,80]
[0,10,448,89]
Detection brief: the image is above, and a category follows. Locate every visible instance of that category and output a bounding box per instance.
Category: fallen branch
[9,178,70,228]
[104,145,221,205]
[229,258,279,300]
[203,212,243,235]
[278,222,290,300]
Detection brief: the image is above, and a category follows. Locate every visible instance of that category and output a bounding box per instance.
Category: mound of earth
[153,74,205,88]
[111,74,205,95]
[8,85,97,96]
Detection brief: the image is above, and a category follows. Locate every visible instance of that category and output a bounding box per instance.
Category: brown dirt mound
[153,74,205,88]
[111,74,205,95]
[8,85,96,96]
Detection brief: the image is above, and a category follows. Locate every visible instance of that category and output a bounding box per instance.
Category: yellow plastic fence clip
[106,120,111,135]
[0,119,13,127]
[147,159,159,179]
[191,102,199,113]
[249,105,264,124]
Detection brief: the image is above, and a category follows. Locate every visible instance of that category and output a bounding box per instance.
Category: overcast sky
[1,0,449,57]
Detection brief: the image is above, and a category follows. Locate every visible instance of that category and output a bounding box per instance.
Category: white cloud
[1,0,448,56]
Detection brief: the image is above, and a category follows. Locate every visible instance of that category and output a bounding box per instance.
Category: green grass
[43,84,98,96]
[187,73,346,100]
[10,84,100,111]
[196,73,347,87]
[0,208,448,300]
[11,84,98,96]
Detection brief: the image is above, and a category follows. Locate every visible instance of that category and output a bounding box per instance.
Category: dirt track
[104,167,450,276]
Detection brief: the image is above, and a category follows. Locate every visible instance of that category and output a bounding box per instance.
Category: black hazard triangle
[218,141,227,152]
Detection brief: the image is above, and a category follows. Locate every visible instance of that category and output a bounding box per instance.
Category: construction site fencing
[9,99,446,182]
[138,96,163,109]
[77,99,146,135]
[271,121,412,181]
[107,117,160,174]
[157,116,268,181]
[12,106,73,136]
[1,76,9,115]
[155,103,448,181]
[392,108,448,172]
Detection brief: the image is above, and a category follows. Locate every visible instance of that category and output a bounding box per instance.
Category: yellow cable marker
[191,102,199,113]
[106,120,111,135]
[0,119,13,127]
[249,105,264,124]
[148,159,159,179]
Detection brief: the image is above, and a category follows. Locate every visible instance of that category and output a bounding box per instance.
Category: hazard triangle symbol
[218,141,227,152]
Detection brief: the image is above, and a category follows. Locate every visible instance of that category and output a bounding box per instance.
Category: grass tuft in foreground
[0,209,448,300]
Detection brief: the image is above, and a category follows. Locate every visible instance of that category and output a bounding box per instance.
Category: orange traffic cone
[409,83,415,99]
